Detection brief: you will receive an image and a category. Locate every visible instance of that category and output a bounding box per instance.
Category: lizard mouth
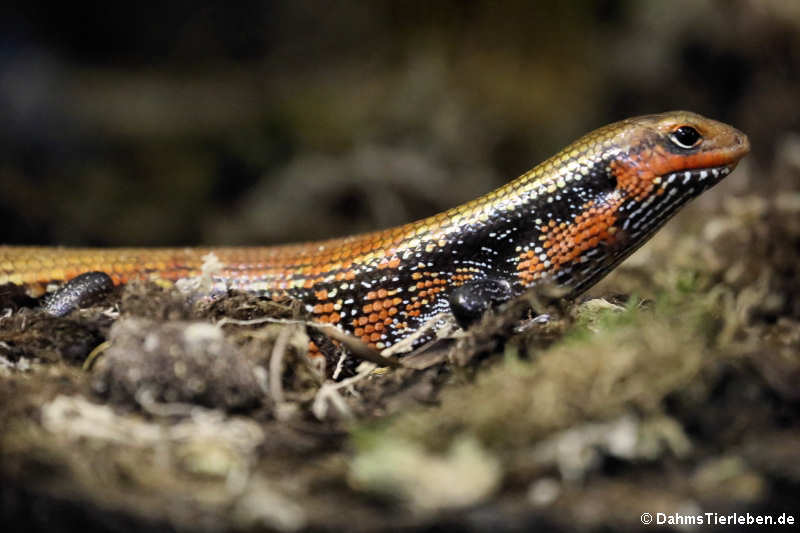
[618,163,736,238]
[661,163,736,189]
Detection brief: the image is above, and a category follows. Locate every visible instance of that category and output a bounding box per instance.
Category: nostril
[738,133,751,153]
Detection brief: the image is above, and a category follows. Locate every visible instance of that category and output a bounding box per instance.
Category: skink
[0,111,750,352]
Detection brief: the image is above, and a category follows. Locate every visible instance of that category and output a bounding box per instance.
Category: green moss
[350,278,727,459]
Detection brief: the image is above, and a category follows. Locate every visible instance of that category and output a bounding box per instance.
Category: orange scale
[306,341,324,360]
[358,316,369,326]
[368,312,379,323]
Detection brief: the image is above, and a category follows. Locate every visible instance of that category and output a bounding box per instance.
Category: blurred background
[0,0,797,247]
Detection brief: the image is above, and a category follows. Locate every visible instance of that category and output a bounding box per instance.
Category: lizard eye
[670,126,702,149]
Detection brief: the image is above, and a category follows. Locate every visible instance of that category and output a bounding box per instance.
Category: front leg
[448,277,514,329]
[42,271,114,316]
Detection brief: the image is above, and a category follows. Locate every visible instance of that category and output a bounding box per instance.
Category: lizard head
[511,111,750,294]
[608,110,750,202]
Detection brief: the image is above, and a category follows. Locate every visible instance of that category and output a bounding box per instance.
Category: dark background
[0,0,796,246]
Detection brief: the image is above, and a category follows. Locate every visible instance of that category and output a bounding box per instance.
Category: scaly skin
[0,111,749,351]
